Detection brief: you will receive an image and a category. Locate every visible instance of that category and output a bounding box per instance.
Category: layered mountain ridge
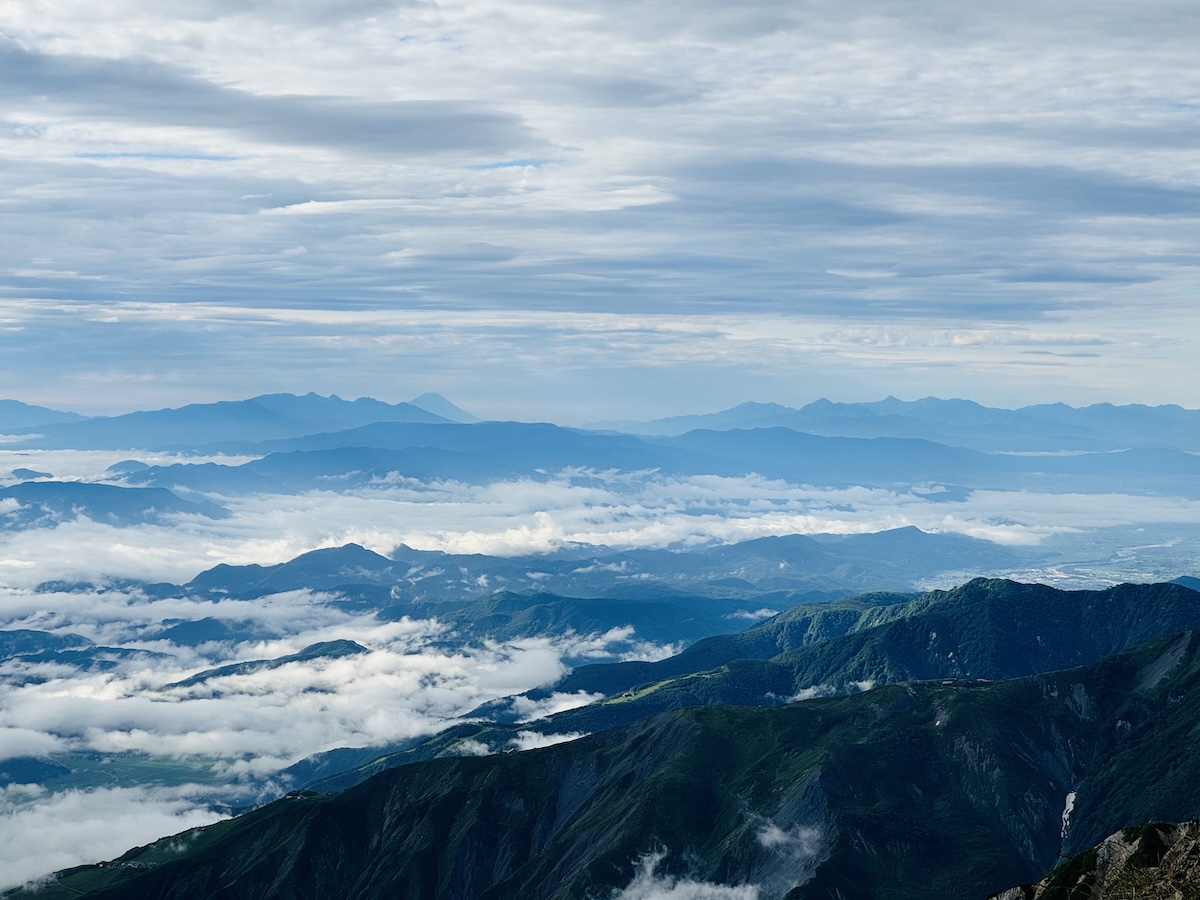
[10,579,1200,900]
[16,625,1200,900]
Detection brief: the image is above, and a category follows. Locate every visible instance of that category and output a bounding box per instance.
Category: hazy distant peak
[0,393,453,451]
[728,400,793,412]
[585,395,1200,451]
[0,399,88,430]
[408,392,480,423]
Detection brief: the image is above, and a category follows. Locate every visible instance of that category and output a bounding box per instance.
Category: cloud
[0,582,629,776]
[0,784,226,891]
[451,738,492,757]
[755,823,824,860]
[0,2,1197,415]
[0,727,67,759]
[0,626,577,764]
[790,685,837,703]
[509,730,589,751]
[610,850,759,900]
[510,691,604,723]
[0,38,534,159]
[725,609,780,623]
[0,452,1195,589]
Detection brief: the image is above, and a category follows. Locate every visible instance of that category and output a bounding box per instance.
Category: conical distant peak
[409,393,480,423]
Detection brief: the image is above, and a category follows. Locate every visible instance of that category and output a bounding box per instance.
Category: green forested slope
[18,628,1200,900]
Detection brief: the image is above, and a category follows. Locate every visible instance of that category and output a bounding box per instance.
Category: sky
[0,0,1198,421]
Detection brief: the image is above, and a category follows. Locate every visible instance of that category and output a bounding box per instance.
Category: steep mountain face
[279,579,1200,795]
[21,632,1200,900]
[991,821,1200,899]
[468,579,1200,733]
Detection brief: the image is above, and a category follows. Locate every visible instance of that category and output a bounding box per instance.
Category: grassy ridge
[17,627,1200,900]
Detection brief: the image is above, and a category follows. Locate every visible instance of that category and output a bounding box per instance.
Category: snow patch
[1061,791,1077,841]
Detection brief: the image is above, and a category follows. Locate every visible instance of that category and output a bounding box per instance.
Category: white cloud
[0,727,67,759]
[452,738,492,757]
[726,609,779,622]
[0,784,226,891]
[755,823,824,860]
[790,685,837,703]
[0,453,1194,589]
[610,850,759,900]
[511,691,604,723]
[0,592,593,770]
[509,730,589,751]
[0,2,1197,416]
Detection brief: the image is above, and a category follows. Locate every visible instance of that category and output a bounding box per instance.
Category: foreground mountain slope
[21,630,1200,900]
[481,578,1200,728]
[282,579,1200,794]
[991,821,1200,899]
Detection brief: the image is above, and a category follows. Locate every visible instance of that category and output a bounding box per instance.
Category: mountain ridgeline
[286,578,1200,792]
[13,579,1200,900]
[6,392,1198,454]
[19,626,1200,900]
[3,393,1198,501]
[590,395,1200,452]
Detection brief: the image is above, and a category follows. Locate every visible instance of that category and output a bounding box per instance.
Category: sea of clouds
[1,449,1197,887]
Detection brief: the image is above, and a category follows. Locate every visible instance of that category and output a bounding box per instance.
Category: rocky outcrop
[991,820,1200,899]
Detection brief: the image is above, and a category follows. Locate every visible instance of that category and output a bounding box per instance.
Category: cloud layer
[0,449,1196,591]
[0,784,225,891]
[0,1,1197,417]
[0,446,1195,886]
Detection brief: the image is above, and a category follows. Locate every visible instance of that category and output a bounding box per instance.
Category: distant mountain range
[82,419,1199,500]
[590,396,1200,452]
[0,399,87,431]
[162,529,1026,605]
[2,392,1196,456]
[0,481,229,528]
[4,392,1198,506]
[0,392,481,450]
